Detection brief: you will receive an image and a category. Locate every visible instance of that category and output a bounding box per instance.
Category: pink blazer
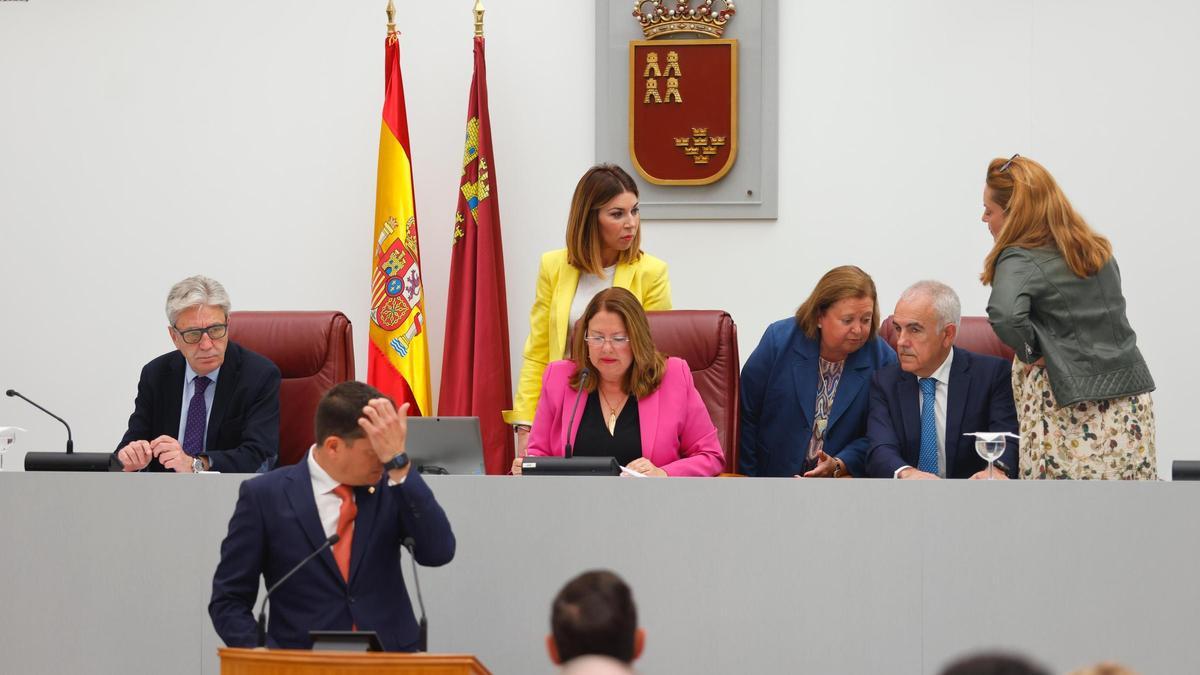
[526,357,725,476]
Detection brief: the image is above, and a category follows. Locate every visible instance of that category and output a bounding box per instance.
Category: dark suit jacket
[208,459,456,651]
[866,347,1018,478]
[739,318,897,477]
[115,341,281,472]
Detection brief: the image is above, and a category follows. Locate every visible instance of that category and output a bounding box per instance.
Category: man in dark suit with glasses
[113,275,280,473]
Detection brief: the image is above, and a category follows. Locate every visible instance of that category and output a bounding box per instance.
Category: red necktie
[332,484,356,582]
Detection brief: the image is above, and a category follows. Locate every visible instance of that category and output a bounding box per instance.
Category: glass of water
[975,439,1005,480]
[0,427,24,471]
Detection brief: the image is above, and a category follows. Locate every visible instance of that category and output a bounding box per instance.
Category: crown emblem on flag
[632,0,736,39]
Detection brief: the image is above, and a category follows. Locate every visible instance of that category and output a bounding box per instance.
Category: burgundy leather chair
[227,311,355,467]
[879,315,1014,362]
[645,310,740,473]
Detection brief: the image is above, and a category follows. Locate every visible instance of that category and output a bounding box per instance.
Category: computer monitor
[309,630,382,652]
[405,416,485,475]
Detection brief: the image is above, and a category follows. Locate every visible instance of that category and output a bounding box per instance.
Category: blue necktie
[917,377,939,476]
[182,376,211,457]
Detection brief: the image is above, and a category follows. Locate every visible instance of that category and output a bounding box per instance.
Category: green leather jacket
[986,246,1154,407]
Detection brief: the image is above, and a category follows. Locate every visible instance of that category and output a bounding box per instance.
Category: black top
[572,391,641,466]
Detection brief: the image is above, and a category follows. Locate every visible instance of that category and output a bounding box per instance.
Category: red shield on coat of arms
[629,39,738,186]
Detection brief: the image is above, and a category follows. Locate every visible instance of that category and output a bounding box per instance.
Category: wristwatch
[192,456,206,473]
[383,452,410,472]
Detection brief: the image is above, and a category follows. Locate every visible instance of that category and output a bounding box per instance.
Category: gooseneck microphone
[256,534,339,648]
[562,369,589,459]
[521,368,616,475]
[402,537,428,652]
[6,389,73,453]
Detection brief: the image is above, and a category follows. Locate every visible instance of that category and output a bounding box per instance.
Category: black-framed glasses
[999,153,1020,172]
[173,323,228,344]
[583,334,631,348]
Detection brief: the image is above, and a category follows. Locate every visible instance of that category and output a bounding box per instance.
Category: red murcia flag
[629,38,738,185]
[438,34,514,475]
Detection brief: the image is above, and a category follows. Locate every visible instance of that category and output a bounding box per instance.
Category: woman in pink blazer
[511,287,724,477]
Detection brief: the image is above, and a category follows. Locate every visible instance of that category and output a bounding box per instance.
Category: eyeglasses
[584,334,630,348]
[173,323,228,344]
[999,153,1020,172]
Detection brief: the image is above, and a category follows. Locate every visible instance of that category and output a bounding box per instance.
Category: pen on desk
[620,465,647,478]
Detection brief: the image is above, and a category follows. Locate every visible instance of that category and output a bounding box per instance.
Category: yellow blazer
[503,248,672,425]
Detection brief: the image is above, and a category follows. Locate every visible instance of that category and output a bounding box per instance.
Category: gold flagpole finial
[473,0,485,38]
[386,0,397,38]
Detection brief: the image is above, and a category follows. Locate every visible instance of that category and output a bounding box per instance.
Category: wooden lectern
[218,648,492,674]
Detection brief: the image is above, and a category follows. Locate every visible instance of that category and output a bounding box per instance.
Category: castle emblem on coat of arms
[371,215,425,357]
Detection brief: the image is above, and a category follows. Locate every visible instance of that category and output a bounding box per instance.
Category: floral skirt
[1012,361,1157,480]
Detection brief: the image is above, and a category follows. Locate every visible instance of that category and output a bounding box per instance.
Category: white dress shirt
[306,446,407,536]
[307,446,348,539]
[895,349,954,478]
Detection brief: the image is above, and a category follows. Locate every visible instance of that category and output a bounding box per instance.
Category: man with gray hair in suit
[114,275,280,473]
[866,280,1018,479]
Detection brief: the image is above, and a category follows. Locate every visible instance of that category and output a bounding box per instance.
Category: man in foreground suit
[866,281,1018,479]
[547,570,644,668]
[209,381,456,651]
[114,275,280,473]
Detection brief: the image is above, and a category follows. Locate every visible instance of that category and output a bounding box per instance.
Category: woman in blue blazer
[739,266,897,477]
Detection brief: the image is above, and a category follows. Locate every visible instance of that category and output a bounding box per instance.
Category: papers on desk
[963,431,1019,442]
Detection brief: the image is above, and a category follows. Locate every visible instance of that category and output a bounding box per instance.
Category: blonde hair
[794,266,880,341]
[568,287,665,399]
[565,164,643,276]
[981,155,1112,285]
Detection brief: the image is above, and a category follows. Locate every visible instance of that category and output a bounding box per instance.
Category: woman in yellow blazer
[504,164,671,453]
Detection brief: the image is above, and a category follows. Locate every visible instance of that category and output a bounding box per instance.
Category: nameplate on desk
[520,457,620,476]
[24,452,119,472]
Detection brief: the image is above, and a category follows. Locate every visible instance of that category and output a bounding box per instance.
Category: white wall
[2,1,1196,476]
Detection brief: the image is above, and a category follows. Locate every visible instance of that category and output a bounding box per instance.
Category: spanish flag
[368,21,431,416]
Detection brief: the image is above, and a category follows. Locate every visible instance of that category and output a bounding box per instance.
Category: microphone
[6,389,73,453]
[256,533,339,648]
[563,368,589,459]
[402,537,428,652]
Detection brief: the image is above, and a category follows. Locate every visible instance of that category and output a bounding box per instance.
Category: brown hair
[980,155,1112,285]
[568,287,665,398]
[565,164,643,276]
[794,266,880,340]
[551,570,638,664]
[314,381,390,444]
[941,652,1051,675]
